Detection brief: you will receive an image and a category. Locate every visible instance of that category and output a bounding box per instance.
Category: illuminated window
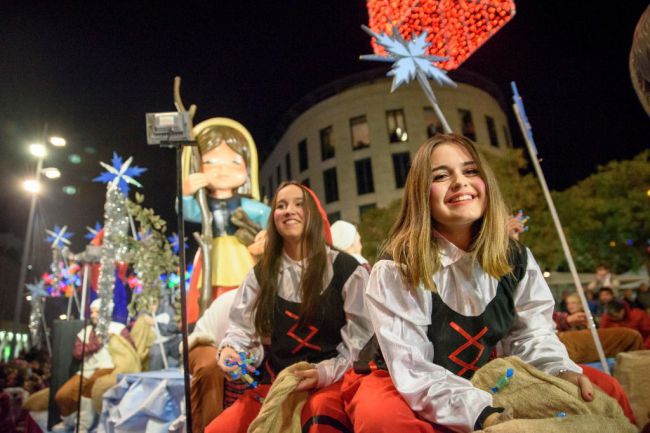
[392,152,410,189]
[355,158,375,195]
[323,168,339,203]
[423,107,443,138]
[298,139,308,171]
[285,153,292,180]
[486,116,499,147]
[327,211,341,223]
[458,109,476,141]
[350,115,370,150]
[320,126,335,160]
[386,109,408,143]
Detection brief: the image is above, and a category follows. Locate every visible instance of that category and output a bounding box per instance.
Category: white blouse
[219,248,373,388]
[365,235,581,433]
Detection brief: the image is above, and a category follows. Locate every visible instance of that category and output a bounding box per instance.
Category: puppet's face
[90,307,100,325]
[201,142,247,194]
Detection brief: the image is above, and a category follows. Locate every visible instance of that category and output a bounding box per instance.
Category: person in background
[588,263,621,294]
[330,220,371,272]
[633,281,650,312]
[622,288,645,310]
[145,296,182,370]
[553,293,587,331]
[52,299,135,433]
[600,300,650,349]
[595,287,616,320]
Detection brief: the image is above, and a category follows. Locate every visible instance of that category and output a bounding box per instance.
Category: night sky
[1,0,649,261]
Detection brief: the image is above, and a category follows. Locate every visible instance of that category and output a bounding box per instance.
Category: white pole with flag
[511,82,609,374]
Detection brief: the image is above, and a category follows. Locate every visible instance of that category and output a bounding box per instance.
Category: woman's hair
[253,181,328,336]
[195,125,252,196]
[381,133,512,292]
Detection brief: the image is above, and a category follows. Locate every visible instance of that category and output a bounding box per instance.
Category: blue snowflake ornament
[26,281,48,303]
[85,222,103,240]
[360,26,456,92]
[45,225,74,248]
[93,152,147,194]
[168,233,188,254]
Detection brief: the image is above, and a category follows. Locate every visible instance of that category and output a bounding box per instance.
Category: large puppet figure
[182,117,270,323]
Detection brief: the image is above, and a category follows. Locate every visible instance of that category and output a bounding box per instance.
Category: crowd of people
[0,347,50,432]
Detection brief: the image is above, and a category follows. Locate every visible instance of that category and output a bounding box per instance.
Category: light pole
[12,125,65,344]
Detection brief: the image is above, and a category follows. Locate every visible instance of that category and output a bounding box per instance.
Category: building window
[323,168,339,203]
[386,109,408,143]
[458,109,476,141]
[423,107,443,138]
[503,125,511,147]
[285,153,292,180]
[392,152,410,189]
[260,186,266,199]
[268,177,273,198]
[486,116,499,147]
[355,158,375,195]
[327,211,341,223]
[359,203,377,217]
[301,178,310,188]
[350,115,370,150]
[320,126,335,160]
[276,165,282,186]
[298,139,308,171]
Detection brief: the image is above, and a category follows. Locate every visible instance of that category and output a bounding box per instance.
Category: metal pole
[13,153,44,340]
[80,264,89,320]
[176,144,193,432]
[511,84,609,373]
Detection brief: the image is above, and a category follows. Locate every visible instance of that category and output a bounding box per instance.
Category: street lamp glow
[42,167,61,179]
[23,179,41,193]
[29,143,47,158]
[49,136,66,147]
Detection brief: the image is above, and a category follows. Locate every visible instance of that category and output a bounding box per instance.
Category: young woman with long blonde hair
[344,134,593,432]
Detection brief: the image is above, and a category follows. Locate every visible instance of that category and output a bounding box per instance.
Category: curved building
[260,68,512,223]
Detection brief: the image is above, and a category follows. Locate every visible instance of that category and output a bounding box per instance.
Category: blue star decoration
[360,25,456,92]
[45,225,74,248]
[85,222,103,240]
[136,228,152,241]
[93,152,147,194]
[168,233,188,254]
[26,281,48,303]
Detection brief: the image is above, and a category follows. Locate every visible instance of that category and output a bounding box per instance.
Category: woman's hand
[216,347,240,380]
[566,312,587,327]
[507,215,526,240]
[483,408,514,428]
[293,368,319,392]
[182,173,209,195]
[558,370,594,401]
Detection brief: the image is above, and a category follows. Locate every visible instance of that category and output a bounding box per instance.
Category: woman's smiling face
[429,142,486,236]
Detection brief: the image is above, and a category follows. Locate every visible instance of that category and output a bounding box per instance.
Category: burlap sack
[614,350,650,429]
[471,356,635,433]
[21,387,49,411]
[129,314,156,369]
[247,362,311,433]
[90,333,141,412]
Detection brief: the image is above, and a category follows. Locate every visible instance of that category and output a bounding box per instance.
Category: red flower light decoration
[367,0,516,70]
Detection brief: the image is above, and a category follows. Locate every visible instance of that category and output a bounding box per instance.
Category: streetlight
[13,124,65,346]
